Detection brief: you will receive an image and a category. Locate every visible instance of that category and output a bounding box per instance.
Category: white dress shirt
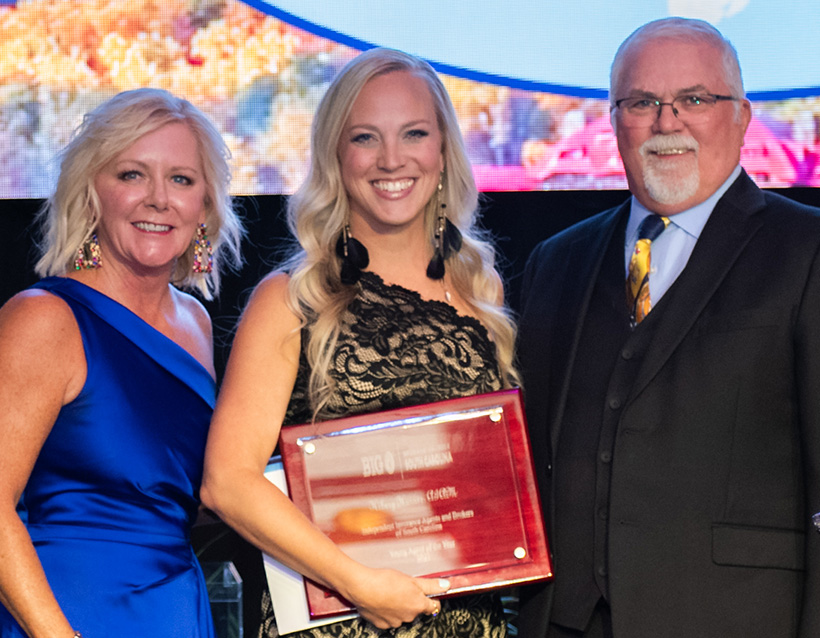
[624,164,743,304]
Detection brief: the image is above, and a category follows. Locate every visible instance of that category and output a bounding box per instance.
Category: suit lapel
[629,172,767,400]
[549,202,630,450]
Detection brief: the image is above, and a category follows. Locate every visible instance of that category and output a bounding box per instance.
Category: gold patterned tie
[627,214,670,325]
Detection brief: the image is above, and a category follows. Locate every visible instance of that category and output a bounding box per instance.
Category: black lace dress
[259,271,508,638]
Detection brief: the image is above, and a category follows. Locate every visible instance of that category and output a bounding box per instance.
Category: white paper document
[262,459,358,635]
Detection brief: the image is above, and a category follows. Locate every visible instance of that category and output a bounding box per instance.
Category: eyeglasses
[612,93,738,128]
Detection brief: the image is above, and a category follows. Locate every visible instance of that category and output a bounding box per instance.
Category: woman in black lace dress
[202,48,520,638]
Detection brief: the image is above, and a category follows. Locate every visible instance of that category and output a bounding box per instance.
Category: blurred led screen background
[1,0,818,198]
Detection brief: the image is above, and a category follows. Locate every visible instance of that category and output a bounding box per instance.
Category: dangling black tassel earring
[426,213,446,280]
[426,181,462,280]
[335,225,369,285]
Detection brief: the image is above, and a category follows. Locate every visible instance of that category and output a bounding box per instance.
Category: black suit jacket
[517,171,820,638]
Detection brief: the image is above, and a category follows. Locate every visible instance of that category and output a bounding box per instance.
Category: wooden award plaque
[279,388,552,618]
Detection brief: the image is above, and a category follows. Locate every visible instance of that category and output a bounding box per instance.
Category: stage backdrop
[0,0,818,198]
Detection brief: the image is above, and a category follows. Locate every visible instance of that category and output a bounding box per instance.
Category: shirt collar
[626,164,742,243]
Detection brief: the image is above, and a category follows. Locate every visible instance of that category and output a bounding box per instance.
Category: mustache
[640,134,700,156]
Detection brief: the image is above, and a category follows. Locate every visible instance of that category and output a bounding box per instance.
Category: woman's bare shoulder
[0,288,79,342]
[0,288,85,401]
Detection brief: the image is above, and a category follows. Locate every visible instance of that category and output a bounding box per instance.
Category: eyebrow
[624,84,711,98]
[114,159,200,174]
[346,118,434,131]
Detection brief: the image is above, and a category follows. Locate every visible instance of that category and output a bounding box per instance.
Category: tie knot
[638,214,670,242]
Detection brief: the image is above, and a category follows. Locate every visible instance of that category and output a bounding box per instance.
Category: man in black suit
[517,17,820,638]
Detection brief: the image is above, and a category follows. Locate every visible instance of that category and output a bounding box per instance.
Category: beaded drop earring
[74,234,102,270]
[192,223,213,274]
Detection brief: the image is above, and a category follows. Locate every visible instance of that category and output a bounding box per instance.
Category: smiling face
[93,122,208,277]
[612,36,751,214]
[338,70,444,237]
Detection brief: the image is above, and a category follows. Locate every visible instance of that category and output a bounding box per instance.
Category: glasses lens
[672,95,716,124]
[617,96,718,128]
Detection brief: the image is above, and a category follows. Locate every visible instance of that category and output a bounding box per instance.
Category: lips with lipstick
[373,178,414,197]
[134,222,172,232]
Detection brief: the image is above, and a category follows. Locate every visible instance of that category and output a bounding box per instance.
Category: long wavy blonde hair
[281,48,520,417]
[35,88,244,299]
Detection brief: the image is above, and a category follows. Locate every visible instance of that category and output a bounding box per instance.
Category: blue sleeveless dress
[0,278,216,638]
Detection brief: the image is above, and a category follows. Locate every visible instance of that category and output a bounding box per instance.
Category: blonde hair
[35,88,243,299]
[280,48,519,417]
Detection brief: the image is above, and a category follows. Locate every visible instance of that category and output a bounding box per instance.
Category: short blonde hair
[36,88,243,299]
[281,48,520,417]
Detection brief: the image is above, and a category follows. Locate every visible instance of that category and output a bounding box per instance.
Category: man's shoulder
[759,188,820,220]
[726,171,820,227]
[528,202,626,263]
[745,187,820,245]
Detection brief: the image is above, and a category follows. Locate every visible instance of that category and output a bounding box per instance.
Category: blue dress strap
[32,277,215,408]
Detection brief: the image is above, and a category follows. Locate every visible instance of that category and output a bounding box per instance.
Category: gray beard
[639,133,700,206]
[642,161,700,206]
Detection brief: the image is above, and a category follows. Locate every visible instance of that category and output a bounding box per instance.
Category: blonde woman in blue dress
[0,88,243,637]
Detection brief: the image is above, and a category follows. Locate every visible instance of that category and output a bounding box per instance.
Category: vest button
[599,451,612,463]
[621,347,634,360]
[608,397,622,410]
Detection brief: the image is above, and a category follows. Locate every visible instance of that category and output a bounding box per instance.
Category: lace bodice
[264,272,509,638]
[284,270,503,425]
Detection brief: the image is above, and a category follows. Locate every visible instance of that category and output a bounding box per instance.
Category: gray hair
[610,17,745,103]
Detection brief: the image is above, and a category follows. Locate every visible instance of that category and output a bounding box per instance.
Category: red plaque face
[279,388,552,619]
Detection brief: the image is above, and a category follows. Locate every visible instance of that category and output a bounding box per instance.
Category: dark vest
[550,224,666,631]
